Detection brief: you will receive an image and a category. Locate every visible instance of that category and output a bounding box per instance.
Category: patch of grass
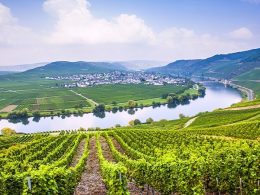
[231,99,260,108]
[189,108,260,128]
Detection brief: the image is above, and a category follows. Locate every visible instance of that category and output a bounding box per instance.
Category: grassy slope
[231,98,260,108]
[231,68,260,99]
[235,68,260,80]
[188,107,260,128]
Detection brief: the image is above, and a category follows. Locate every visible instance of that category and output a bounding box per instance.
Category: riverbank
[229,82,255,101]
[0,85,203,120]
[194,76,255,101]
[0,82,241,133]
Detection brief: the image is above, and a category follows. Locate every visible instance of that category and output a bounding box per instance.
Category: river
[0,82,242,133]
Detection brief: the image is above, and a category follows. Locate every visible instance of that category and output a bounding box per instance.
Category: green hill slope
[235,68,260,80]
[147,59,201,76]
[148,48,260,79]
[24,61,127,76]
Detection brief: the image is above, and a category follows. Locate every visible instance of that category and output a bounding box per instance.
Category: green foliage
[0,134,89,194]
[96,135,129,194]
[190,108,260,128]
[146,117,154,124]
[93,104,105,113]
[109,128,260,194]
[1,127,16,136]
[129,119,141,126]
[1,106,260,194]
[128,100,137,108]
[7,108,29,119]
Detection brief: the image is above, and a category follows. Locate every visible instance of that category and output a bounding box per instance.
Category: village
[45,71,188,88]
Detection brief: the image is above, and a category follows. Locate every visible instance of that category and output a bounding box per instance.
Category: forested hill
[23,61,127,76]
[147,48,260,79]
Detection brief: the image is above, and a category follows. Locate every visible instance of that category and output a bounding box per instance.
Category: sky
[0,0,260,66]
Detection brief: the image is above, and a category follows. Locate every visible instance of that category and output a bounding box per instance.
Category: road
[70,90,98,107]
[183,117,198,128]
[229,82,254,101]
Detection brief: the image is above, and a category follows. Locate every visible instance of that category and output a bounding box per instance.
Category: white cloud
[0,3,37,46]
[0,0,258,66]
[43,0,155,44]
[229,27,253,40]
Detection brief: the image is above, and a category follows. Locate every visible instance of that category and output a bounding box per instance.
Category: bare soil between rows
[74,137,106,195]
[70,138,86,167]
[110,136,161,195]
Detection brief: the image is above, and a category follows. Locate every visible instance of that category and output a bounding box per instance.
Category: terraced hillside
[0,106,260,194]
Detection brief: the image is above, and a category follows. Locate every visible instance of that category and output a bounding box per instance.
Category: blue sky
[0,0,259,66]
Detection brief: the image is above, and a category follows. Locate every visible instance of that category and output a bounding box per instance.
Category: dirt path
[225,104,260,111]
[183,117,198,128]
[74,137,106,195]
[99,136,116,162]
[111,137,160,195]
[70,139,86,167]
[70,90,98,107]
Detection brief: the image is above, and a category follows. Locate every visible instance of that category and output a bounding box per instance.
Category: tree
[167,96,173,104]
[129,119,141,126]
[112,107,118,113]
[93,104,105,113]
[198,87,206,97]
[161,93,169,99]
[128,100,137,108]
[190,94,197,100]
[78,127,86,131]
[32,111,41,118]
[112,101,117,106]
[146,117,154,124]
[179,113,186,119]
[1,127,16,136]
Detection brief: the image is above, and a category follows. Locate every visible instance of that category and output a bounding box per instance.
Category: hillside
[0,105,259,194]
[24,61,127,76]
[148,48,260,79]
[235,68,260,81]
[147,59,201,76]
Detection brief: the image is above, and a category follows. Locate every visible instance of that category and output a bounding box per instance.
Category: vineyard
[0,108,260,194]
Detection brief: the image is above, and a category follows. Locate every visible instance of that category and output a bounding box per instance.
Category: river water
[0,82,242,133]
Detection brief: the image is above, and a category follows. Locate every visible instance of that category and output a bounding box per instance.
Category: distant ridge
[24,61,127,75]
[147,48,260,79]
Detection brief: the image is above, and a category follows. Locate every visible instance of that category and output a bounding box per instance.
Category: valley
[1,1,259,194]
[0,100,259,194]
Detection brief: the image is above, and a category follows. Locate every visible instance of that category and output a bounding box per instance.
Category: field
[0,88,91,112]
[0,105,259,194]
[73,84,188,104]
[0,77,193,117]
